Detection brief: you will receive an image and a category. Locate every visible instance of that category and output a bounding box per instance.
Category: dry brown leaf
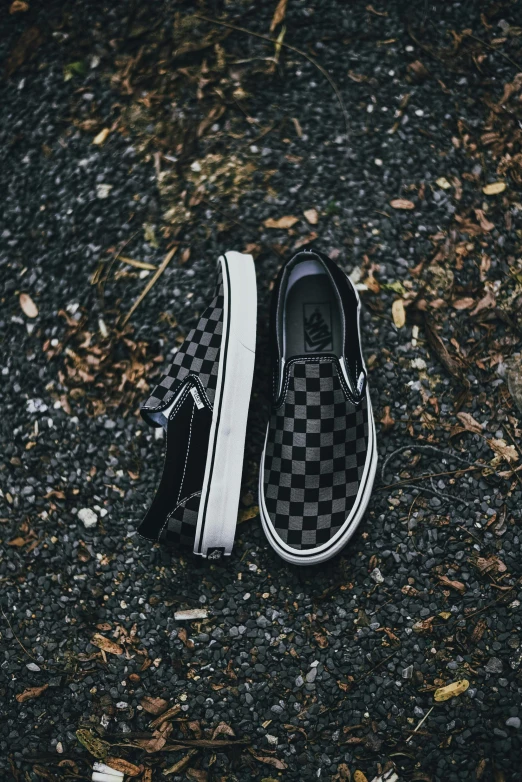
[380,406,395,433]
[105,758,140,776]
[456,412,482,434]
[16,683,49,703]
[489,438,518,464]
[163,750,197,776]
[91,633,123,656]
[10,0,29,11]
[264,215,299,229]
[140,695,168,715]
[438,575,466,593]
[270,0,288,32]
[20,292,38,318]
[93,128,110,145]
[483,182,506,195]
[474,208,494,232]
[353,772,369,782]
[470,290,496,316]
[390,198,415,210]
[434,679,469,701]
[8,537,28,547]
[149,702,181,728]
[413,617,434,634]
[452,297,474,310]
[248,748,287,769]
[391,298,406,328]
[303,208,319,225]
[212,721,235,739]
[186,770,208,782]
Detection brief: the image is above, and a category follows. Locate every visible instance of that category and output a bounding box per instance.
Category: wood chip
[149,703,181,728]
[303,208,319,225]
[20,292,38,318]
[390,198,415,210]
[93,128,110,145]
[434,679,469,701]
[483,181,506,195]
[91,633,124,656]
[16,683,49,703]
[140,695,168,716]
[174,608,208,621]
[391,298,406,328]
[263,215,299,229]
[436,176,451,189]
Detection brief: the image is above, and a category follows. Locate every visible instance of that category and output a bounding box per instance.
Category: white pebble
[78,508,98,528]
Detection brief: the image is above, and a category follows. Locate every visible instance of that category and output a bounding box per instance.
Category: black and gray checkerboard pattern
[263,359,369,550]
[159,491,201,546]
[142,270,224,412]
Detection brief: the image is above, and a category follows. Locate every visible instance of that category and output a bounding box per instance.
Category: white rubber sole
[258,388,377,566]
[193,252,257,558]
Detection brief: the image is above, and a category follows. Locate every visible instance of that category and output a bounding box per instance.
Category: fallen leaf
[105,758,141,776]
[75,729,109,760]
[149,702,181,728]
[303,208,319,225]
[456,412,482,434]
[452,297,474,310]
[91,633,124,656]
[489,438,518,464]
[238,505,259,523]
[438,575,466,593]
[392,298,406,328]
[186,770,208,782]
[390,198,415,210]
[270,0,288,32]
[212,721,235,739]
[470,290,496,316]
[354,772,369,782]
[263,215,299,229]
[434,679,469,701]
[20,293,38,318]
[436,176,451,189]
[248,748,287,769]
[474,208,495,232]
[413,617,434,634]
[16,683,49,703]
[163,750,197,776]
[93,128,110,145]
[483,182,506,195]
[4,26,42,77]
[140,696,168,715]
[380,406,395,433]
[10,1,29,12]
[8,537,28,547]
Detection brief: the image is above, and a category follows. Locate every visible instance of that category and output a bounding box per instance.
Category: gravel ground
[1,1,522,780]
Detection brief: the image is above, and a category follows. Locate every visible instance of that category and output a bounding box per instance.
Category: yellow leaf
[439,611,451,619]
[93,128,110,145]
[483,182,506,195]
[238,506,260,523]
[436,176,451,189]
[392,298,406,328]
[270,0,288,32]
[303,208,319,225]
[434,679,469,701]
[354,772,369,782]
[390,198,415,210]
[91,633,124,656]
[263,215,299,229]
[19,292,38,318]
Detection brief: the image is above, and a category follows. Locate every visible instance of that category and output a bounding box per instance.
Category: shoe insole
[283,270,343,358]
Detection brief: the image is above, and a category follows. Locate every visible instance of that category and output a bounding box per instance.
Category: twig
[462,31,521,71]
[121,245,178,326]
[378,465,477,491]
[406,706,434,742]
[1,606,38,663]
[381,444,496,484]
[194,13,350,143]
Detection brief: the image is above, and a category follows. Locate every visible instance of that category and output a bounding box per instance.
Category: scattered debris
[78,507,98,528]
[19,293,38,318]
[434,679,470,701]
[174,608,208,621]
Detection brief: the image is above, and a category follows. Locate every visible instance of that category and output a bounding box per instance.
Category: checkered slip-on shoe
[258,248,377,565]
[137,252,257,558]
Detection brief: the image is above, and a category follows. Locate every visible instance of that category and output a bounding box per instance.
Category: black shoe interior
[283,259,343,359]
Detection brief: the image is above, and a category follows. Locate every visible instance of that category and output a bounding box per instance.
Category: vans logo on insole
[303,303,333,352]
